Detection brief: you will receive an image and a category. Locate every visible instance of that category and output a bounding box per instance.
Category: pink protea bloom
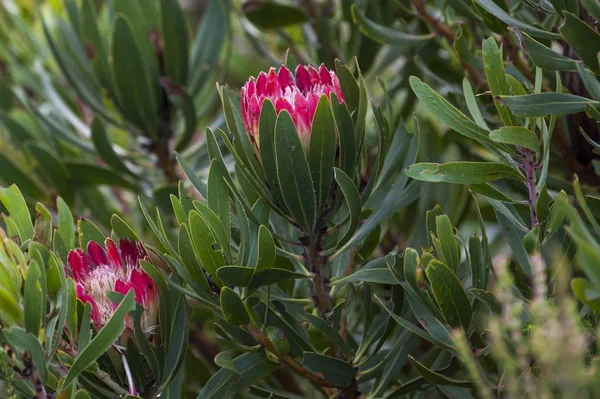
[67,238,158,332]
[240,64,345,150]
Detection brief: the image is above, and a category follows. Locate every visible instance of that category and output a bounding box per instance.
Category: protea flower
[67,238,158,332]
[240,64,344,150]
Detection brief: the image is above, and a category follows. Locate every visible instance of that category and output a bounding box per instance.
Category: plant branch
[95,370,129,396]
[29,369,47,399]
[246,324,335,389]
[306,234,332,320]
[411,0,483,87]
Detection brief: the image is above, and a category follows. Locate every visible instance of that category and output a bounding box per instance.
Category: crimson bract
[240,64,344,150]
[67,238,158,332]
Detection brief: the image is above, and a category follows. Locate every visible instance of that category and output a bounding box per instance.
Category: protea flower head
[67,238,158,332]
[240,64,344,149]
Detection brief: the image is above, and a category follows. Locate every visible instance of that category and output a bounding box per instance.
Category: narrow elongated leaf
[405,162,524,184]
[57,197,75,249]
[474,0,560,38]
[161,0,189,84]
[426,261,472,330]
[309,96,337,213]
[490,127,540,152]
[0,185,34,241]
[351,4,434,46]
[90,118,132,176]
[560,12,600,73]
[522,32,578,71]
[221,287,250,326]
[334,168,361,247]
[409,355,473,388]
[62,290,136,388]
[482,37,519,126]
[217,266,309,287]
[274,110,316,232]
[112,16,158,136]
[500,93,599,117]
[305,314,351,358]
[302,352,355,387]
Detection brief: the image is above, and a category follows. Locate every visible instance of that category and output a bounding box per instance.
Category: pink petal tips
[67,238,158,332]
[240,64,345,150]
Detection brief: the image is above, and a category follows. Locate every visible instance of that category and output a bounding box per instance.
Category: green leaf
[332,95,357,177]
[494,208,533,276]
[573,175,600,235]
[470,288,501,313]
[65,162,135,190]
[408,355,473,388]
[207,164,231,246]
[469,235,487,290]
[57,197,75,249]
[0,286,23,326]
[78,218,105,248]
[27,143,70,199]
[62,290,136,389]
[0,153,45,200]
[274,110,316,232]
[90,117,132,176]
[374,295,452,349]
[522,32,578,71]
[426,260,472,330]
[571,278,600,312]
[24,261,44,336]
[197,368,238,399]
[3,327,47,383]
[474,0,560,38]
[409,77,500,153]
[188,0,227,96]
[159,79,197,152]
[246,226,276,296]
[160,296,189,389]
[0,184,34,242]
[79,0,115,96]
[221,287,250,326]
[462,78,490,130]
[216,266,309,287]
[405,162,524,184]
[489,127,540,152]
[193,201,232,262]
[309,96,337,214]
[176,153,208,198]
[302,352,355,387]
[351,4,434,46]
[333,168,362,247]
[581,0,600,20]
[576,63,600,101]
[305,314,350,358]
[482,37,519,126]
[560,12,600,73]
[112,16,158,136]
[110,214,139,241]
[258,99,286,206]
[500,92,599,117]
[331,257,396,285]
[244,0,309,28]
[161,0,189,84]
[434,215,460,272]
[189,210,225,278]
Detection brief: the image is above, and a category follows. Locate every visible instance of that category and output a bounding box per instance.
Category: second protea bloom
[240,64,345,149]
[67,238,158,333]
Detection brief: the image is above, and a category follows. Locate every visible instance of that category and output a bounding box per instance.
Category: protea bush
[2,0,600,398]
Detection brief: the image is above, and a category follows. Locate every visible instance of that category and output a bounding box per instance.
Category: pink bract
[67,238,158,331]
[240,64,345,149]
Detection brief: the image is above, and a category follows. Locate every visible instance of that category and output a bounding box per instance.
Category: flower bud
[240,64,344,150]
[67,239,158,333]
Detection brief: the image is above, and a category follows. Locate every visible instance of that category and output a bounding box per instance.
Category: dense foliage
[1,0,600,398]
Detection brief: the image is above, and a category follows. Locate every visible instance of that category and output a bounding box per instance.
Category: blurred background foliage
[1,0,600,397]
